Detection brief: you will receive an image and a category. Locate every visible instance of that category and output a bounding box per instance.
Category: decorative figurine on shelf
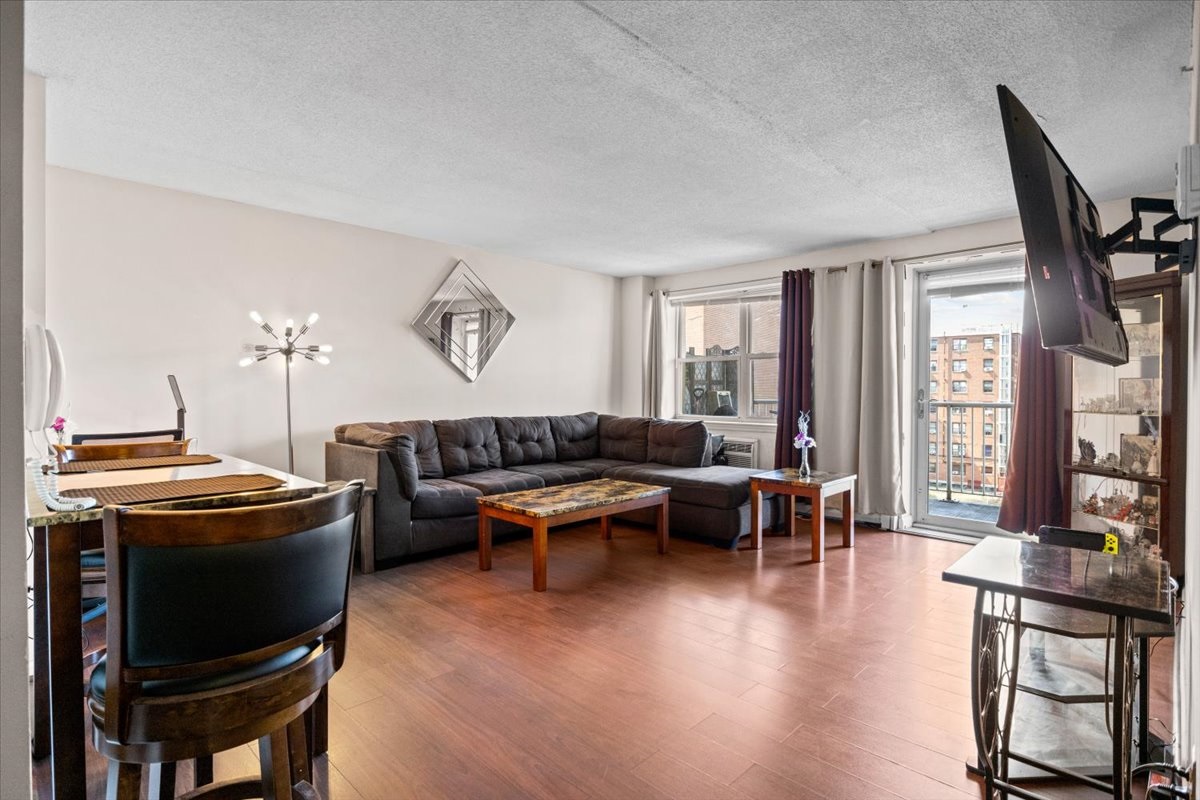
[793,410,816,478]
[1077,437,1096,465]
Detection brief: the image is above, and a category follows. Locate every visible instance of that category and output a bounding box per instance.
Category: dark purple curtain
[997,275,1064,533]
[774,270,814,469]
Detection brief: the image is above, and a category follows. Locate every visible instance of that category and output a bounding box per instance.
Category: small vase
[799,447,811,478]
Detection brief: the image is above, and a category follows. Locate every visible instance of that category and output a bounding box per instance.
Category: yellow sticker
[1103,533,1119,554]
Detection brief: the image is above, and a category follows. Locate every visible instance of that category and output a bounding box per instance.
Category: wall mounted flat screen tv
[997,84,1128,366]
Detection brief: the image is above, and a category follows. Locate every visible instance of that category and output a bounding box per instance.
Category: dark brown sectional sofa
[325,412,781,568]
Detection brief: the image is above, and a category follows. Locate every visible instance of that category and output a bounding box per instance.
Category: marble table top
[25,454,326,527]
[751,468,857,487]
[477,478,669,518]
[942,536,1173,625]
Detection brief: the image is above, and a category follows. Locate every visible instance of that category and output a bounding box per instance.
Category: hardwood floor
[36,521,1174,799]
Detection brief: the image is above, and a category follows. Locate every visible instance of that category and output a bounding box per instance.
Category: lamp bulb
[318,344,333,353]
[315,355,331,366]
[238,356,255,367]
[307,312,320,326]
[249,310,263,325]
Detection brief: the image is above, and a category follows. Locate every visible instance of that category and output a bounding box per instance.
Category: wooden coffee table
[478,478,670,591]
[749,469,856,561]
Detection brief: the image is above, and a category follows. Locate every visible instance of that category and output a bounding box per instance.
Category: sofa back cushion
[388,420,444,479]
[549,412,599,460]
[647,419,709,467]
[434,417,502,476]
[495,416,556,466]
[598,415,651,462]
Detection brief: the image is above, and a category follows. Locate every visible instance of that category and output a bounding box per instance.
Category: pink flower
[51,416,66,432]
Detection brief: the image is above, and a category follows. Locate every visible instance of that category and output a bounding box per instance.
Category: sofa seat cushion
[508,462,600,487]
[603,464,770,509]
[495,416,556,466]
[559,458,640,476]
[411,478,483,519]
[446,468,545,495]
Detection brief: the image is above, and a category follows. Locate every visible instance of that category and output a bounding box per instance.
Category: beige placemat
[60,474,284,506]
[56,454,222,474]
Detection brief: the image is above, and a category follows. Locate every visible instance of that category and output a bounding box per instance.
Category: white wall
[0,2,31,797]
[44,167,621,480]
[618,275,651,416]
[639,194,1164,469]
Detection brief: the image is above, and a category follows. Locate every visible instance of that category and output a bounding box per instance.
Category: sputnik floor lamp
[239,311,331,474]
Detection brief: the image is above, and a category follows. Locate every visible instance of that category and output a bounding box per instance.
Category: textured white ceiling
[25,0,1193,276]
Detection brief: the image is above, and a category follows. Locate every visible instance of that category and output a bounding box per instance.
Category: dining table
[26,453,327,800]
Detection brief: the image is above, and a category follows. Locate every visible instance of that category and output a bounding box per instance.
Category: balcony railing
[927,400,1014,509]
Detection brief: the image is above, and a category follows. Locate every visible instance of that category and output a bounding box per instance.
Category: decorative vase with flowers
[792,411,816,478]
[51,416,67,445]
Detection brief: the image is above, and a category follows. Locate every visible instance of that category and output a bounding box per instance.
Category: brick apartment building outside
[927,329,1022,498]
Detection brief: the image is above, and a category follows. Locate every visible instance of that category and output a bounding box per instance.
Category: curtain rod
[649,240,1025,297]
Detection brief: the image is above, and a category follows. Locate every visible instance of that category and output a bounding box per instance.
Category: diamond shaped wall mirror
[413,260,515,382]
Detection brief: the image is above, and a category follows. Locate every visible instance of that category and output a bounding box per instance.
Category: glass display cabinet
[1065,272,1185,578]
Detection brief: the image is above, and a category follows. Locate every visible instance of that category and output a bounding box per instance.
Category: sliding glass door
[912,255,1025,536]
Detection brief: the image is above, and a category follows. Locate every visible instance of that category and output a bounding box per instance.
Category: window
[951,443,965,456]
[952,380,967,393]
[952,338,968,351]
[951,422,963,435]
[984,444,994,458]
[928,442,938,455]
[984,337,994,350]
[982,380,994,393]
[983,358,994,372]
[952,359,967,373]
[952,406,966,415]
[677,295,779,418]
[929,361,938,372]
[984,422,994,436]
[930,380,938,393]
[929,422,937,434]
[930,338,938,352]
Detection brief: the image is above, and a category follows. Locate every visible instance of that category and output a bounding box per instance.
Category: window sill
[675,416,777,430]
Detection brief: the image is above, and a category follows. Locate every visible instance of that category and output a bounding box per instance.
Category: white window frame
[952,359,967,373]
[675,293,781,421]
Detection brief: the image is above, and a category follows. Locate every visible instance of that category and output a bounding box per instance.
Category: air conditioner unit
[723,437,758,469]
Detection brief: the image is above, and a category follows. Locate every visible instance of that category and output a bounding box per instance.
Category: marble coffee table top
[477,478,669,518]
[751,468,856,487]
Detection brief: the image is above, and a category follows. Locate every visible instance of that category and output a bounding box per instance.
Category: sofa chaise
[325,412,781,569]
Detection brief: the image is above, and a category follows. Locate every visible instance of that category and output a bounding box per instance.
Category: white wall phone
[24,323,96,510]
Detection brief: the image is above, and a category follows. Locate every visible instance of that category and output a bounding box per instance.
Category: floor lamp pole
[285,353,294,475]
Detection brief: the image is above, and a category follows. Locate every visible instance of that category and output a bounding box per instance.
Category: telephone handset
[29,459,97,512]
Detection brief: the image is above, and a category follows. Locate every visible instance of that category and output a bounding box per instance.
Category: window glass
[750,358,777,419]
[952,360,966,372]
[930,361,937,372]
[929,338,938,352]
[677,295,779,419]
[984,358,994,372]
[682,301,739,357]
[984,423,994,435]
[984,444,994,458]
[984,337,994,350]
[952,338,968,351]
[952,380,967,393]
[928,442,937,455]
[982,380,994,393]
[749,300,779,354]
[679,361,738,416]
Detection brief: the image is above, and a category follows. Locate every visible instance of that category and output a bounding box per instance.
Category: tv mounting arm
[1102,197,1196,274]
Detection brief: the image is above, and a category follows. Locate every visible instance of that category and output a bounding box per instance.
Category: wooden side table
[748,469,857,561]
